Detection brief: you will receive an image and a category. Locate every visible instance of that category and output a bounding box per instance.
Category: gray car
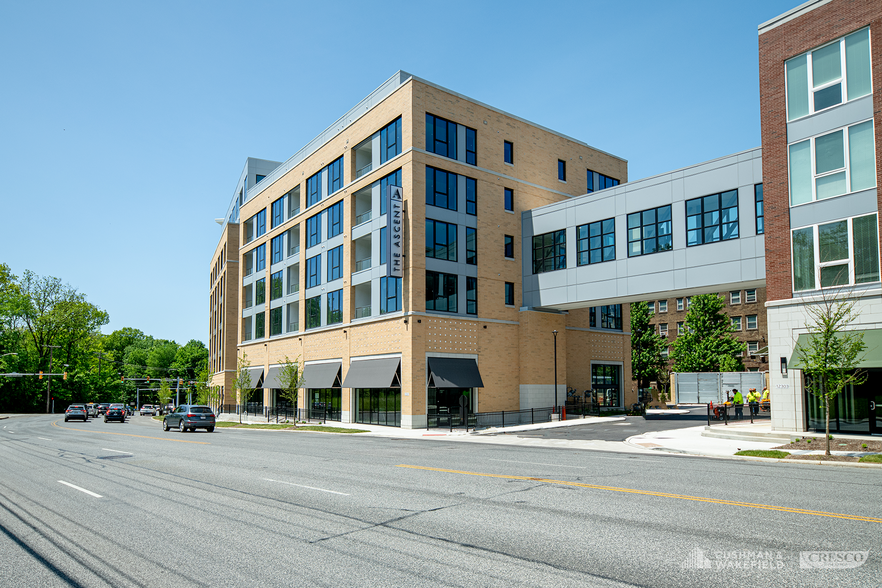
[64,404,88,422]
[163,405,215,433]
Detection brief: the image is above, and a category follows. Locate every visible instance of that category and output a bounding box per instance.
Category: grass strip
[734,449,790,459]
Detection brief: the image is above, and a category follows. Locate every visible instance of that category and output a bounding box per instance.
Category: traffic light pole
[44,345,60,414]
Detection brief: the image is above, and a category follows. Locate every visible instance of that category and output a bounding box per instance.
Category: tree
[278,356,304,422]
[630,302,668,394]
[670,293,746,373]
[194,361,220,409]
[157,378,173,411]
[233,354,251,424]
[795,295,867,456]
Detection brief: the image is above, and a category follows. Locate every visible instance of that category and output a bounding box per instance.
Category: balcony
[354,185,372,227]
[354,138,373,180]
[355,258,371,272]
[354,282,371,319]
[355,305,371,319]
[355,210,372,225]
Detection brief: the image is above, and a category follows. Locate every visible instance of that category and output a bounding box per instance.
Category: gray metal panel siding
[789,188,879,229]
[787,95,874,144]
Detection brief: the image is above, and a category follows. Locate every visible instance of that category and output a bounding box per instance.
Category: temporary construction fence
[673,372,768,404]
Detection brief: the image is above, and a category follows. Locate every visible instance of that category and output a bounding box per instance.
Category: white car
[140,404,156,416]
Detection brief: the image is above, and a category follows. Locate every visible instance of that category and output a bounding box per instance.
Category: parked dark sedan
[64,404,88,422]
[104,404,127,423]
[163,405,215,432]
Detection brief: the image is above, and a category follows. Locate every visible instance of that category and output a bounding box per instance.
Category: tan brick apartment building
[209,72,633,428]
[760,0,882,434]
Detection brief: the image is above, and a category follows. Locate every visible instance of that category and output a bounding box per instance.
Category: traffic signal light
[147,376,150,383]
[179,379,183,386]
[63,372,67,380]
[121,375,124,382]
[39,371,43,380]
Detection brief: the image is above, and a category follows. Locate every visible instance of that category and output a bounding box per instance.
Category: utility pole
[93,351,107,400]
[44,345,60,413]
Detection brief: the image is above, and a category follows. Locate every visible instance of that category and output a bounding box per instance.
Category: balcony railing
[287,284,299,295]
[287,322,299,333]
[355,258,371,272]
[355,210,372,225]
[356,163,372,179]
[287,245,300,257]
[355,306,371,319]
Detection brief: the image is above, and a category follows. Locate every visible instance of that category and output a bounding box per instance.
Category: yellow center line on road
[51,421,209,445]
[397,465,882,524]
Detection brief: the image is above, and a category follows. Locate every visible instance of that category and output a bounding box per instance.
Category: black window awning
[342,357,401,388]
[427,358,484,388]
[304,362,342,389]
[246,367,263,389]
[263,366,282,389]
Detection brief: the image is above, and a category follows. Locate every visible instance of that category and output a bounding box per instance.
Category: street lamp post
[552,330,558,414]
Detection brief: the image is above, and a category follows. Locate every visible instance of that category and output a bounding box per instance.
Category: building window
[466,228,477,265]
[577,218,615,265]
[255,278,266,305]
[466,177,477,216]
[327,201,343,238]
[244,251,253,277]
[306,254,321,289]
[244,209,267,244]
[306,213,322,249]
[785,28,871,122]
[792,214,880,291]
[731,316,742,331]
[745,289,757,303]
[590,305,622,330]
[686,190,739,246]
[627,205,672,257]
[504,282,515,306]
[242,316,252,342]
[532,230,566,274]
[380,117,402,164]
[287,265,299,295]
[271,197,285,229]
[587,170,620,192]
[755,184,764,235]
[504,141,513,164]
[305,296,321,329]
[253,244,266,272]
[287,186,301,217]
[243,284,252,309]
[504,188,513,212]
[746,315,758,330]
[380,277,401,314]
[648,303,655,314]
[286,302,298,332]
[426,166,457,211]
[327,290,342,325]
[676,298,684,311]
[327,156,343,196]
[790,121,876,205]
[270,271,283,300]
[659,323,668,336]
[426,113,457,160]
[504,235,514,259]
[426,219,457,261]
[287,227,299,257]
[271,235,284,265]
[658,300,667,313]
[466,277,477,315]
[255,174,266,184]
[254,311,265,339]
[730,290,741,304]
[677,321,684,335]
[558,159,566,181]
[686,296,692,308]
[270,307,283,336]
[747,341,759,355]
[426,271,457,313]
[328,246,342,282]
[306,170,321,207]
[465,127,476,166]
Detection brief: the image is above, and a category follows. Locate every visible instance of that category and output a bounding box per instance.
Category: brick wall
[759,0,882,302]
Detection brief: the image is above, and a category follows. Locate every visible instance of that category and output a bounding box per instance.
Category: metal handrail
[355,258,371,272]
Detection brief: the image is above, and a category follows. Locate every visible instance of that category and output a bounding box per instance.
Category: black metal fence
[428,404,603,431]
[707,402,771,426]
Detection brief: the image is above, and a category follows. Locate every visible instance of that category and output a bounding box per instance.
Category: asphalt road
[1,414,879,587]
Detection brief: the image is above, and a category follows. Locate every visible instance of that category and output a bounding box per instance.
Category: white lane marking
[263,478,349,496]
[101,448,133,454]
[38,437,52,441]
[58,481,102,498]
[488,459,587,469]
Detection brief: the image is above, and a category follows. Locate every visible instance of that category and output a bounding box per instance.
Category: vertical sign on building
[386,185,403,278]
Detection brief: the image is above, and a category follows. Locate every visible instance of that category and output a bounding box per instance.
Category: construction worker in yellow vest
[733,388,744,419]
[761,387,770,411]
[747,388,760,416]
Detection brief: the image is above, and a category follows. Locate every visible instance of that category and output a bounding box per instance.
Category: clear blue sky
[0,0,798,345]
